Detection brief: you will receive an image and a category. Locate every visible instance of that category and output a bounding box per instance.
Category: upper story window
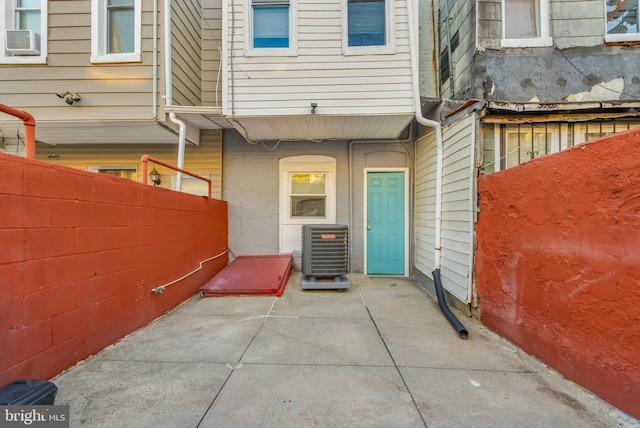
[0,0,48,64]
[343,0,395,55]
[605,0,640,43]
[246,0,297,56]
[91,0,141,63]
[501,0,552,47]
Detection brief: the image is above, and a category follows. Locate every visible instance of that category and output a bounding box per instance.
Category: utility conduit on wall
[0,103,36,159]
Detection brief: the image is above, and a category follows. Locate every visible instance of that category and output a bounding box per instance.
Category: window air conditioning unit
[5,30,41,55]
[301,224,351,291]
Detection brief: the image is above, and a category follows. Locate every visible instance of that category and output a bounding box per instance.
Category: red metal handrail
[140,154,212,198]
[0,103,36,159]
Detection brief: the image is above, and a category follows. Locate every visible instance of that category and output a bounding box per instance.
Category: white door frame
[363,167,409,276]
[279,155,336,253]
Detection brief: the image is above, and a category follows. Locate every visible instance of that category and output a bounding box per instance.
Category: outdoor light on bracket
[310,102,317,114]
[149,167,161,186]
[56,91,81,105]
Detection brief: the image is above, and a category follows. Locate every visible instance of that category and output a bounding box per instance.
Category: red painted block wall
[0,153,228,386]
[476,128,640,418]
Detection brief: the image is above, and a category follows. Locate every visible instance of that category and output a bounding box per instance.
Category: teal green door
[366,171,405,275]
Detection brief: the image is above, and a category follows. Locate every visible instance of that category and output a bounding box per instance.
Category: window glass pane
[504,0,539,38]
[17,0,40,8]
[291,174,325,194]
[18,11,40,32]
[253,5,289,48]
[348,0,385,46]
[483,125,496,174]
[108,4,134,53]
[291,197,326,217]
[606,0,639,35]
[96,168,137,180]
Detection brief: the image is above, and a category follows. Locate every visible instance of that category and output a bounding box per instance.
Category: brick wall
[0,153,228,386]
[476,128,640,419]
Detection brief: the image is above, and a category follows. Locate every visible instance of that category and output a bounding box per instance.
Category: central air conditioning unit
[301,224,351,291]
[5,30,41,55]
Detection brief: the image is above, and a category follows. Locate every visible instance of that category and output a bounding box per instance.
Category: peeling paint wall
[475,128,640,419]
[443,0,640,102]
[472,46,640,102]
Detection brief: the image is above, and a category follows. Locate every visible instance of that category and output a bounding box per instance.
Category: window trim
[342,0,396,55]
[604,0,640,43]
[0,0,48,64]
[91,0,142,64]
[501,0,552,48]
[245,0,298,57]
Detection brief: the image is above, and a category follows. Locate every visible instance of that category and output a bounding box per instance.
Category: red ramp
[200,255,293,297]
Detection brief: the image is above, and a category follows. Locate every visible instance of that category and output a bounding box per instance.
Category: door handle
[367,226,371,230]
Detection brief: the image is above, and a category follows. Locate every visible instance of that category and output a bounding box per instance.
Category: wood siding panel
[477,0,606,50]
[439,0,476,99]
[225,0,413,116]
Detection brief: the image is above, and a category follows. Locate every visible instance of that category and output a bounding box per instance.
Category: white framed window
[605,0,640,43]
[91,0,141,63]
[342,0,395,55]
[484,120,640,172]
[0,0,48,64]
[88,166,138,181]
[501,0,552,47]
[245,0,298,57]
[279,155,336,253]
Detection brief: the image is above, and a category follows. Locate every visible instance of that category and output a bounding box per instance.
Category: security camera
[65,97,74,105]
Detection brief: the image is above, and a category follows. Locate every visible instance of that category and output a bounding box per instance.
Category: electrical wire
[554,43,639,100]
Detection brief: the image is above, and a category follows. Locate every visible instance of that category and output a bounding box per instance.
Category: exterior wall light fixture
[149,167,161,186]
[56,91,81,105]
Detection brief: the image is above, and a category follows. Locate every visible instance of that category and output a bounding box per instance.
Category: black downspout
[433,268,469,339]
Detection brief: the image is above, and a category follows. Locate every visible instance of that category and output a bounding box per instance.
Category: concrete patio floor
[52,272,638,427]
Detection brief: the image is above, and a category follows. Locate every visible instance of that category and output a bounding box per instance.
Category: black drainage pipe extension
[432,268,469,339]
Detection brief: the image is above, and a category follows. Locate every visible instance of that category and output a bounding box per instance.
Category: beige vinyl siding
[225,0,414,116]
[0,0,160,122]
[439,0,476,99]
[171,0,202,106]
[414,114,475,303]
[36,130,223,199]
[202,3,223,107]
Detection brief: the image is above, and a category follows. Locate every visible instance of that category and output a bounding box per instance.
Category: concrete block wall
[0,153,228,386]
[475,128,640,419]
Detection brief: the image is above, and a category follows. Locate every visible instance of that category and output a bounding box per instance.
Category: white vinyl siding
[223,0,413,117]
[414,131,438,279]
[415,114,476,303]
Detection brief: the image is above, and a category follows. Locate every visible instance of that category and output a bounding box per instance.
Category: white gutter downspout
[163,0,186,190]
[152,0,158,121]
[407,0,468,339]
[406,0,444,271]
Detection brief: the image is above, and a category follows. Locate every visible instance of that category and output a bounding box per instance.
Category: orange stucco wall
[0,153,228,387]
[476,128,640,419]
